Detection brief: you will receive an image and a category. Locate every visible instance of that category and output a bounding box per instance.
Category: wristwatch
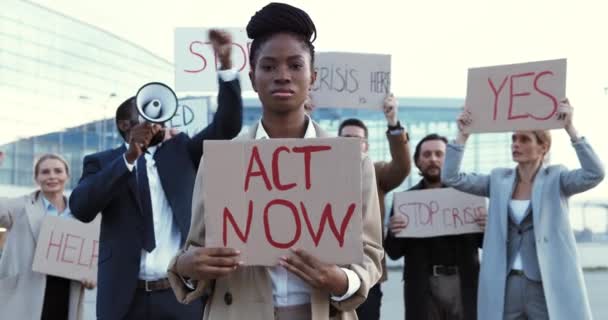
[387,121,403,131]
[387,121,409,142]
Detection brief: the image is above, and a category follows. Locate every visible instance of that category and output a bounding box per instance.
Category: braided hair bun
[246,2,316,43]
[246,2,316,68]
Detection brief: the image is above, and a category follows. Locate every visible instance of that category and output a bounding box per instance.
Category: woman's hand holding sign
[557,98,579,141]
[456,107,473,145]
[81,278,96,290]
[177,246,242,281]
[280,248,349,297]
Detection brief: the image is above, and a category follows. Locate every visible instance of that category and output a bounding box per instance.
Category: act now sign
[202,138,363,266]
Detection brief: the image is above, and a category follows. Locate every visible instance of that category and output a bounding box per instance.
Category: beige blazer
[168,121,384,320]
[0,191,85,320]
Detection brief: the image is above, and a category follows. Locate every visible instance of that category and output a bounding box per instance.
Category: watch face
[387,126,408,141]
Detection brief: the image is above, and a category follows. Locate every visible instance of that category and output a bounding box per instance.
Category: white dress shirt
[509,199,530,271]
[124,145,182,280]
[42,196,72,218]
[254,117,361,306]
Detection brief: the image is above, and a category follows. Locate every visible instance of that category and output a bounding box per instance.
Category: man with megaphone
[69,29,243,320]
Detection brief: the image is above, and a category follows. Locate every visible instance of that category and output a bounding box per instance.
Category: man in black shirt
[384,133,484,320]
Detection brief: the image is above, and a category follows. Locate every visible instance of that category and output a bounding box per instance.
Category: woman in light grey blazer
[442,99,604,320]
[0,154,95,320]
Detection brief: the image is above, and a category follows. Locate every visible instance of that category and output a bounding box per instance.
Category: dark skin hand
[280,248,349,296]
[124,123,162,163]
[176,247,242,281]
[209,29,233,70]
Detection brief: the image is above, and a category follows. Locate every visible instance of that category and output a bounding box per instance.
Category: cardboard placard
[203,138,363,265]
[393,188,486,238]
[465,59,566,133]
[311,52,391,109]
[32,216,100,281]
[175,28,252,92]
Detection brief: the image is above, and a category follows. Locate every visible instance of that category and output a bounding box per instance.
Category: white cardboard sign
[311,52,391,109]
[465,59,567,133]
[393,188,486,238]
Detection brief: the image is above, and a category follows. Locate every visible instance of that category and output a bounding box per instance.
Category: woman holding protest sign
[0,153,95,320]
[442,99,604,320]
[168,3,383,320]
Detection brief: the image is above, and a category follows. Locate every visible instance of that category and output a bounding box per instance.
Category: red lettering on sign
[263,199,302,249]
[90,240,99,269]
[442,208,453,227]
[400,199,486,233]
[232,43,248,72]
[428,201,440,225]
[399,201,439,226]
[245,145,331,191]
[300,202,356,247]
[507,72,534,120]
[222,199,357,249]
[531,71,558,120]
[292,145,332,190]
[223,201,254,246]
[61,233,80,264]
[184,41,208,73]
[76,236,90,267]
[417,201,438,225]
[221,142,360,254]
[272,146,297,191]
[46,230,64,261]
[43,229,98,269]
[488,70,559,122]
[451,208,464,227]
[244,146,272,191]
[463,207,476,224]
[488,76,508,120]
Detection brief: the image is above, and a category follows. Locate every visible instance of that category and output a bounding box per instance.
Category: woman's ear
[309,69,317,90]
[542,142,550,156]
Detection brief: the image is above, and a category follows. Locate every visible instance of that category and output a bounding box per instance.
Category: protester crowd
[0,2,604,320]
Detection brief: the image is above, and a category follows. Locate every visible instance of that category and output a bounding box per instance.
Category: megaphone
[135,82,178,124]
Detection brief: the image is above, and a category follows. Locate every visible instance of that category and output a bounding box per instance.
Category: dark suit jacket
[69,79,242,320]
[384,181,482,320]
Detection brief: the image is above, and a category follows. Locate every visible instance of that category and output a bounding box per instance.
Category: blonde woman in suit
[0,154,95,320]
[442,99,604,320]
